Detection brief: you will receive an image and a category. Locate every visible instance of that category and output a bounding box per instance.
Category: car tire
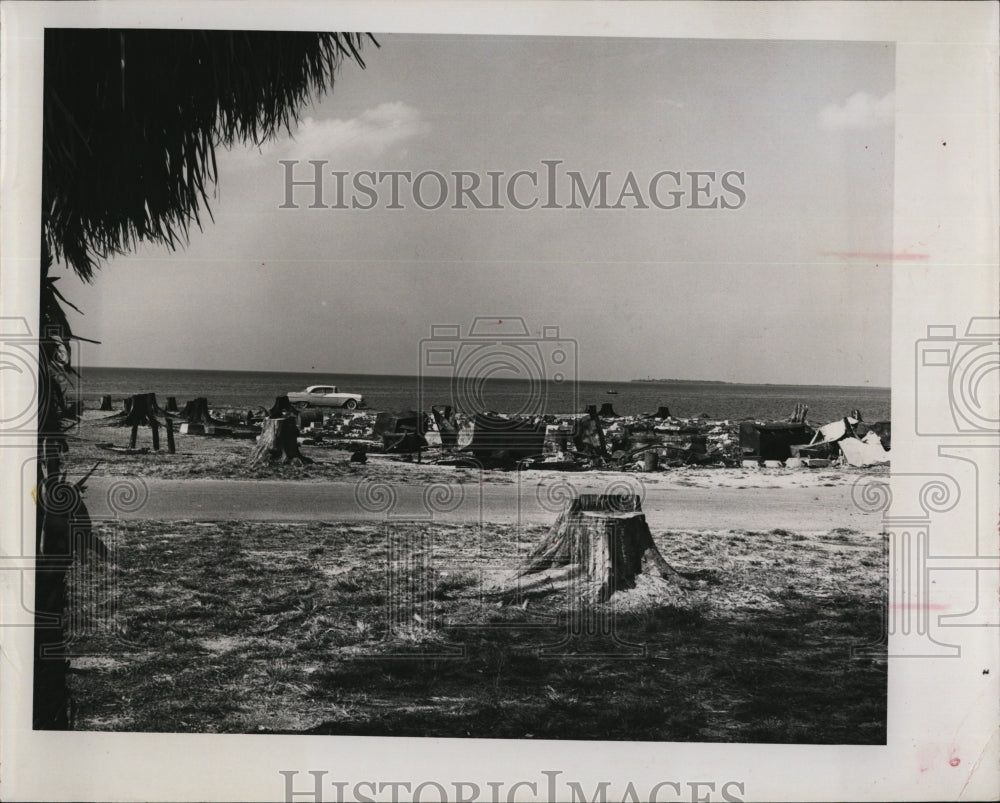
[343,399,358,410]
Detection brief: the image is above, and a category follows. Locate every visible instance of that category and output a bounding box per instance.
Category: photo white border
[2,2,997,801]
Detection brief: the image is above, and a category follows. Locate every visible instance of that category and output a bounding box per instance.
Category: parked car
[287,385,365,410]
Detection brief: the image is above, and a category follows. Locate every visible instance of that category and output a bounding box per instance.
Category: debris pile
[90,394,890,470]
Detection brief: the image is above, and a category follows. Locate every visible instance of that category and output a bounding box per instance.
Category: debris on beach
[461,413,548,461]
[85,392,890,473]
[97,392,263,444]
[274,399,890,472]
[838,432,891,467]
[374,410,428,455]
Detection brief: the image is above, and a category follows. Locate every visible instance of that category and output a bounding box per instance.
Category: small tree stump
[165,396,179,413]
[250,417,312,466]
[120,393,167,451]
[516,494,687,604]
[99,394,113,411]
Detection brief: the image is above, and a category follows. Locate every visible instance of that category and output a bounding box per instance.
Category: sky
[65,35,895,386]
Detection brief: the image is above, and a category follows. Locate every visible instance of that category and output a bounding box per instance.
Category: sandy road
[83,476,880,531]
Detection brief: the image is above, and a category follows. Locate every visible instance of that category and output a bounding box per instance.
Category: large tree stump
[250,417,313,466]
[515,494,688,604]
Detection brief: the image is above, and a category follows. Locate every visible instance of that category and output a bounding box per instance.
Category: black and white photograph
[1,2,997,802]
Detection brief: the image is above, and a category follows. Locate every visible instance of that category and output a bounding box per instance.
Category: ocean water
[76,367,891,423]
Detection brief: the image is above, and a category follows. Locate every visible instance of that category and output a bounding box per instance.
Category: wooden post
[99,394,113,411]
[150,420,160,451]
[129,424,138,449]
[165,418,175,454]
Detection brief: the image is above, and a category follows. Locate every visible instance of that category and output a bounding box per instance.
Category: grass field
[65,519,887,743]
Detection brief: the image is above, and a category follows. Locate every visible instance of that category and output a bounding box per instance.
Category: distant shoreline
[631,378,732,385]
[79,366,890,391]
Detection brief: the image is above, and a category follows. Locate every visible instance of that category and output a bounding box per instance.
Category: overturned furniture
[740,421,814,462]
[790,416,892,465]
[374,409,428,454]
[513,494,689,604]
[459,413,547,462]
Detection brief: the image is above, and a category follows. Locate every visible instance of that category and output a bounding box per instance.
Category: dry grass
[65,520,886,742]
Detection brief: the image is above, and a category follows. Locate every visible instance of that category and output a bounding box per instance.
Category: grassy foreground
[65,520,886,743]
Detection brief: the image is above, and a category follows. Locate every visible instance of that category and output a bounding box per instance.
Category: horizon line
[78,365,891,391]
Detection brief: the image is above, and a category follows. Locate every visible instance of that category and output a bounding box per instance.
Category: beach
[59,401,888,741]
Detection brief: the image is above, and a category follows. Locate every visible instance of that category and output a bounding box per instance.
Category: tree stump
[268,395,294,419]
[99,394,113,411]
[165,396,179,413]
[250,417,312,466]
[121,392,166,451]
[515,494,688,604]
[180,397,214,424]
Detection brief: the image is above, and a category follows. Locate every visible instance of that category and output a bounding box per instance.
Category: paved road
[84,476,880,531]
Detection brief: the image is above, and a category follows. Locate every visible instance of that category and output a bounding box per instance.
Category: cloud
[222,101,430,168]
[819,91,894,130]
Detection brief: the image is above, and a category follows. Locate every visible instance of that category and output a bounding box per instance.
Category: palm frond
[42,30,377,281]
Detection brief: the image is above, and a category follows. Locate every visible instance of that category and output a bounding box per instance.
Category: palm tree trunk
[33,276,71,728]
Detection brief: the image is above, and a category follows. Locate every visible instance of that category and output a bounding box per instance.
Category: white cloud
[222,101,430,168]
[819,91,894,130]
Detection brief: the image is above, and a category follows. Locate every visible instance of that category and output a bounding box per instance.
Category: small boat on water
[606,390,619,395]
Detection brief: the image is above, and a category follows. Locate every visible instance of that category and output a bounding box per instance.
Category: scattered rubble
[90,394,890,472]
